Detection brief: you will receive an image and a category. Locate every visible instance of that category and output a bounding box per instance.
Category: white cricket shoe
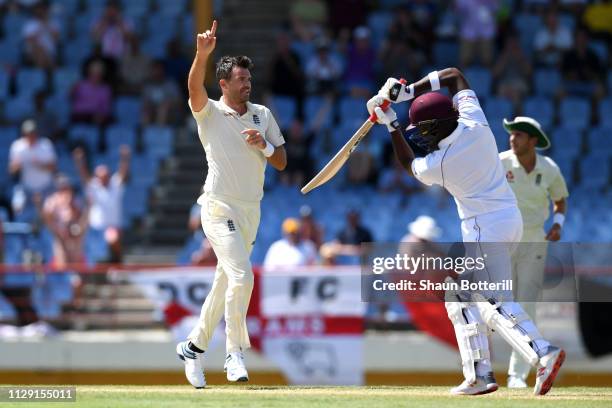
[450,377,498,396]
[176,341,206,389]
[225,351,249,382]
[508,376,528,389]
[534,346,565,396]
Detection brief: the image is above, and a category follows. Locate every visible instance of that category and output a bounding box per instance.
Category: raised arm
[117,144,131,183]
[188,20,217,112]
[72,147,91,184]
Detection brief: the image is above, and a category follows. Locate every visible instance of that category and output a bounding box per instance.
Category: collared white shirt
[190,97,285,204]
[411,89,516,219]
[9,137,57,192]
[87,174,125,229]
[263,238,318,269]
[499,150,569,232]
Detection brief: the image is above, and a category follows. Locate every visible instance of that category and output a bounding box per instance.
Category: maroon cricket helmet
[406,92,457,130]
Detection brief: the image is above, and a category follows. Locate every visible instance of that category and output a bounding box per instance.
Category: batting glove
[374,106,400,132]
[366,94,387,117]
[379,77,413,103]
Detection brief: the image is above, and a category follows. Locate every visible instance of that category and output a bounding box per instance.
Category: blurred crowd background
[0,0,611,336]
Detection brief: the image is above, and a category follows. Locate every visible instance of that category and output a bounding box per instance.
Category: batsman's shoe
[484,372,499,390]
[176,341,206,389]
[508,376,528,389]
[534,346,565,396]
[450,376,498,396]
[225,351,249,382]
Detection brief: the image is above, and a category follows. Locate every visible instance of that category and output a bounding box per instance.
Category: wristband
[262,140,275,157]
[386,119,400,133]
[553,213,565,227]
[404,84,415,100]
[428,71,440,91]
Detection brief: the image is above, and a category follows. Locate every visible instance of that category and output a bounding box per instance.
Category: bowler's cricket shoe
[507,375,528,389]
[176,341,206,389]
[450,376,498,396]
[534,346,565,396]
[225,351,249,382]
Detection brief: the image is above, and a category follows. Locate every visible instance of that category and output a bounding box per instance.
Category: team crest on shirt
[535,174,542,185]
[506,170,515,182]
[252,114,260,125]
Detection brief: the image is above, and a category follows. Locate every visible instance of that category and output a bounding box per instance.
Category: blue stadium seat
[85,228,109,264]
[61,37,93,67]
[0,127,19,150]
[291,41,315,67]
[270,95,297,130]
[105,125,137,150]
[608,70,612,95]
[559,97,590,130]
[44,92,71,127]
[514,13,541,55]
[130,155,158,187]
[0,40,21,66]
[0,68,10,101]
[83,0,107,13]
[533,69,561,97]
[52,68,80,95]
[523,96,553,130]
[182,14,194,45]
[123,185,149,220]
[579,155,610,189]
[141,33,169,59]
[2,12,27,38]
[484,97,513,123]
[121,0,150,16]
[16,68,47,97]
[56,155,79,183]
[433,41,459,66]
[590,40,608,63]
[304,96,333,131]
[143,126,173,159]
[155,0,187,16]
[338,97,367,123]
[367,11,392,47]
[587,127,612,154]
[550,149,575,183]
[464,67,492,97]
[4,95,34,123]
[146,13,178,39]
[68,125,100,153]
[551,127,582,158]
[114,97,142,127]
[598,98,612,129]
[53,0,80,16]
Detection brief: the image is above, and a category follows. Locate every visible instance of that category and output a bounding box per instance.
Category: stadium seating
[523,96,554,130]
[143,126,173,159]
[464,67,492,97]
[113,97,142,127]
[4,95,34,123]
[579,155,610,190]
[69,125,100,153]
[105,125,137,150]
[559,97,591,130]
[598,98,612,129]
[533,69,561,97]
[270,95,297,130]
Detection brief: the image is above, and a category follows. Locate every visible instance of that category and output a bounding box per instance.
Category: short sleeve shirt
[190,98,285,203]
[9,137,57,192]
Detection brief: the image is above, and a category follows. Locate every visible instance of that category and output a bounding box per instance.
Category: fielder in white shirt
[499,116,569,389]
[176,20,287,389]
[367,68,564,396]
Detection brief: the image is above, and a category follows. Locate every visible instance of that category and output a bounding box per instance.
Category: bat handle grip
[368,78,407,123]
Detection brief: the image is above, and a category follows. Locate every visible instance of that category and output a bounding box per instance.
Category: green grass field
[2,386,611,408]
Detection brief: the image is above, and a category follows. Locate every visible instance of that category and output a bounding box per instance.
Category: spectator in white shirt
[263,218,318,269]
[9,119,57,212]
[21,1,59,69]
[91,0,133,60]
[73,144,130,262]
[533,10,573,67]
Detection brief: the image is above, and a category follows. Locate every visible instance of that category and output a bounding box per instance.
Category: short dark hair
[215,56,253,80]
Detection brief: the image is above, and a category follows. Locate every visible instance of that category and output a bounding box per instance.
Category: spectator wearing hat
[401,215,442,243]
[263,218,318,269]
[305,38,343,96]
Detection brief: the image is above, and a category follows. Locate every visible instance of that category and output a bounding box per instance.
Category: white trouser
[446,207,550,382]
[188,193,260,354]
[508,227,548,380]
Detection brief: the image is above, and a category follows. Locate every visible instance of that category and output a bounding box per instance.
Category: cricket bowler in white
[367,68,565,396]
[499,117,569,388]
[176,20,287,388]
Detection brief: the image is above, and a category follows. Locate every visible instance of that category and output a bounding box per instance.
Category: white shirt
[190,97,285,203]
[9,137,56,192]
[263,238,318,269]
[499,151,569,234]
[87,174,125,229]
[411,89,516,219]
[22,18,59,57]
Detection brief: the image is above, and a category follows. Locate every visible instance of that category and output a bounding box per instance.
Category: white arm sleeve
[411,154,443,187]
[188,98,213,123]
[265,108,285,147]
[453,89,487,126]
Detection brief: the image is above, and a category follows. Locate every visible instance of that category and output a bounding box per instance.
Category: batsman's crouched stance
[176,20,286,389]
[367,67,565,396]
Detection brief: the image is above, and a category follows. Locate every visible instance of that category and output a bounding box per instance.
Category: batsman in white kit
[176,20,287,388]
[367,68,565,396]
[499,116,569,388]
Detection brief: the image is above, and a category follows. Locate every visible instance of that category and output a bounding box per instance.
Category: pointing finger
[210,19,217,36]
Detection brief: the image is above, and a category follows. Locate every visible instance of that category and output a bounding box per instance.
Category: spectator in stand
[560,28,606,101]
[492,34,532,106]
[73,145,130,263]
[456,0,499,67]
[42,175,88,269]
[32,91,61,142]
[141,60,181,125]
[299,205,324,250]
[83,44,119,88]
[21,1,59,69]
[70,61,113,125]
[120,36,151,94]
[379,40,424,88]
[9,120,57,220]
[344,26,376,98]
[319,209,373,264]
[263,217,317,269]
[163,38,191,96]
[266,31,305,119]
[327,0,367,36]
[91,0,133,60]
[533,9,573,68]
[305,38,343,96]
[378,157,423,195]
[289,0,328,42]
[279,119,313,187]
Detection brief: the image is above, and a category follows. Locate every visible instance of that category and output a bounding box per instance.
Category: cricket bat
[301,79,406,194]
